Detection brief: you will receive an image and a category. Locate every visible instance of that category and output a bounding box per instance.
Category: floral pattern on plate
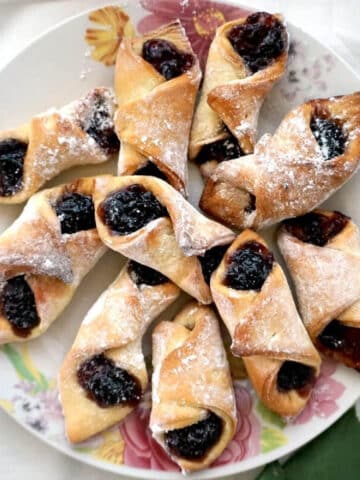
[0,344,346,470]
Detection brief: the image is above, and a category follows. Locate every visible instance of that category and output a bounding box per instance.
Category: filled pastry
[0,177,106,343]
[211,229,321,417]
[278,210,360,370]
[59,260,179,443]
[115,19,201,195]
[0,88,119,204]
[201,92,360,229]
[189,11,288,177]
[150,302,237,472]
[94,175,235,304]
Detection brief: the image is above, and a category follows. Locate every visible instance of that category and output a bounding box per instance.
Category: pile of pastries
[0,10,360,474]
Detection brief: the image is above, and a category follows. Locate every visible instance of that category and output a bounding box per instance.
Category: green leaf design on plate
[1,344,48,392]
[261,426,288,453]
[256,401,286,428]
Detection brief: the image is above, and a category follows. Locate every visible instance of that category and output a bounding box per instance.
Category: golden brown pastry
[211,229,321,417]
[0,177,106,343]
[94,175,235,304]
[189,11,288,177]
[0,88,119,204]
[115,20,201,195]
[278,210,360,370]
[59,261,180,443]
[150,302,237,473]
[201,92,360,229]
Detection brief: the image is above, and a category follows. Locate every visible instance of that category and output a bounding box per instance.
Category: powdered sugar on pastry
[150,302,237,473]
[58,263,179,443]
[201,92,360,230]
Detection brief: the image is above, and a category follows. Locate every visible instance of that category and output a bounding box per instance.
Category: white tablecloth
[0,1,359,479]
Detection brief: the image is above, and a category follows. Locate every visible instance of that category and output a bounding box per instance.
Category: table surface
[0,1,359,479]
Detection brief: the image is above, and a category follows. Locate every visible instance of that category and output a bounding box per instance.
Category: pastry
[0,177,106,343]
[115,20,201,195]
[278,210,360,370]
[59,260,180,443]
[0,88,119,204]
[201,92,360,229]
[150,302,237,472]
[94,175,235,304]
[189,11,288,177]
[211,229,321,417]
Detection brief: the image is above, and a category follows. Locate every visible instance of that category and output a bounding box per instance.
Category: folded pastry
[211,229,321,417]
[94,175,235,304]
[201,92,360,229]
[115,20,201,195]
[150,302,237,472]
[189,11,288,177]
[278,210,360,370]
[59,260,180,443]
[0,177,106,343]
[0,88,119,204]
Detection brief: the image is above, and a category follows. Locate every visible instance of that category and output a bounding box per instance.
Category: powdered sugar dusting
[207,94,360,229]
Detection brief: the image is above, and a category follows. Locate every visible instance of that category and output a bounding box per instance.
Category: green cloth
[257,407,360,480]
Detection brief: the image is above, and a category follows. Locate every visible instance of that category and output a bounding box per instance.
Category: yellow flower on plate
[91,429,125,465]
[0,399,14,413]
[85,6,135,66]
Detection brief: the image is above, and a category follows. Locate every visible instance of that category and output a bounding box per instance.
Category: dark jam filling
[277,361,315,395]
[310,116,346,160]
[164,412,222,460]
[317,320,360,370]
[283,211,349,247]
[55,193,96,234]
[134,161,168,182]
[142,39,194,80]
[77,353,141,408]
[195,132,244,165]
[127,260,169,286]
[80,93,120,154]
[1,276,40,337]
[224,241,274,291]
[0,138,27,197]
[227,12,287,73]
[198,244,230,285]
[99,184,169,235]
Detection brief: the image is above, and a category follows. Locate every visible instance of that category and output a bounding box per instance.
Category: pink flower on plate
[138,0,250,70]
[294,359,346,425]
[119,392,179,471]
[213,382,261,467]
[120,382,261,471]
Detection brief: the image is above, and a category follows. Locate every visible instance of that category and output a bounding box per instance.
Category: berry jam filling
[1,276,40,337]
[227,12,287,73]
[99,184,169,235]
[127,260,169,286]
[195,132,244,165]
[142,39,194,80]
[317,320,360,370]
[80,93,120,154]
[198,244,230,285]
[0,138,27,197]
[134,161,168,182]
[224,241,274,291]
[55,193,96,234]
[77,353,142,408]
[277,361,315,395]
[164,412,222,460]
[310,116,346,161]
[283,211,349,247]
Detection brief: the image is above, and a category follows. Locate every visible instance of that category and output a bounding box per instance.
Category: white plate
[0,2,360,479]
